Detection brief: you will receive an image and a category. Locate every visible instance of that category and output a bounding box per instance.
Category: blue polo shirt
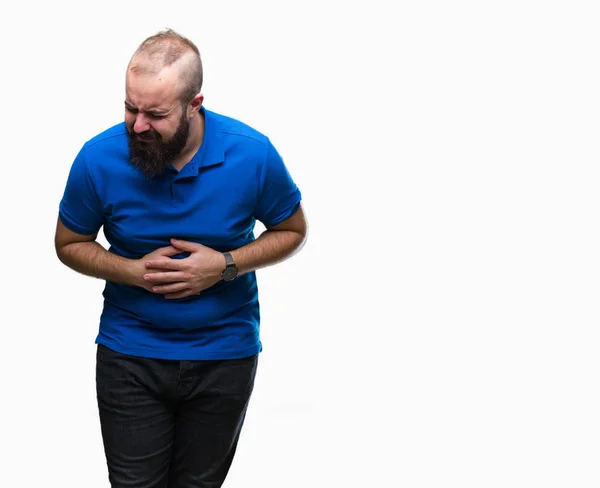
[59,107,301,360]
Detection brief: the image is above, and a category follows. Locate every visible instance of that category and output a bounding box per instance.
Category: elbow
[295,223,308,253]
[55,242,68,265]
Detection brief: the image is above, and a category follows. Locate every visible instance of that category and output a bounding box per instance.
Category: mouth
[130,128,158,143]
[135,134,155,143]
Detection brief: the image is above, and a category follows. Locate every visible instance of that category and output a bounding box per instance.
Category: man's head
[124,29,204,177]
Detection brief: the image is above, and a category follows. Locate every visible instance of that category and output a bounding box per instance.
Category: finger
[170,238,203,252]
[155,245,183,257]
[144,271,189,283]
[165,289,199,300]
[145,258,186,270]
[145,267,171,275]
[151,282,189,294]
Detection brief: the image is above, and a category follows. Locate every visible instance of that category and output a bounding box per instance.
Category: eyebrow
[124,101,173,116]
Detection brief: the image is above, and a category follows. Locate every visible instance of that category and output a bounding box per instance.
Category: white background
[1,1,600,487]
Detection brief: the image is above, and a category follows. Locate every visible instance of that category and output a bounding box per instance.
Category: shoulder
[84,122,127,148]
[205,108,271,150]
[67,123,133,189]
[76,122,130,173]
[81,122,128,152]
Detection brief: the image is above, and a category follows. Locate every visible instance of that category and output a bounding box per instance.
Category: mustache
[130,128,161,142]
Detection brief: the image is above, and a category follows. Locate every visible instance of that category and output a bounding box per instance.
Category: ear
[189,93,204,115]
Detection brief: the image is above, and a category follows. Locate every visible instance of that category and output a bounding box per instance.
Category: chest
[102,169,257,255]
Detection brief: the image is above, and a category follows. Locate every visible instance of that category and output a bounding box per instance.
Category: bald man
[55,29,307,488]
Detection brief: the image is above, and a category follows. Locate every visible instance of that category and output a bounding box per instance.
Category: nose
[133,113,151,133]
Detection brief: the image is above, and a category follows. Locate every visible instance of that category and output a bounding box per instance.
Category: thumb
[171,238,203,252]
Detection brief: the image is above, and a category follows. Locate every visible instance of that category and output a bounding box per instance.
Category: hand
[132,245,184,293]
[143,238,226,299]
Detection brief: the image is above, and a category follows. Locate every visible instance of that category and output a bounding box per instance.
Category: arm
[55,217,139,285]
[54,217,180,290]
[143,205,308,299]
[230,203,307,275]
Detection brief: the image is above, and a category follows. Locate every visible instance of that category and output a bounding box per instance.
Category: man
[55,28,306,488]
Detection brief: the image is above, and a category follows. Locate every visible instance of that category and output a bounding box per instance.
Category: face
[124,66,191,178]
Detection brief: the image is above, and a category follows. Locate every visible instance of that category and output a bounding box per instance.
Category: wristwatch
[221,251,238,281]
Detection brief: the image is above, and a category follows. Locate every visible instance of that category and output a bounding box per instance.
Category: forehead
[125,65,182,110]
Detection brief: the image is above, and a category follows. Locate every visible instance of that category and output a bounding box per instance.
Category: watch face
[222,266,238,281]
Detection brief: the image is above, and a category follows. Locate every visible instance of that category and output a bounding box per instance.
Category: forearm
[56,241,137,286]
[230,229,305,275]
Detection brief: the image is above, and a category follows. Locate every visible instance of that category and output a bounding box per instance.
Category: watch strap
[223,251,235,267]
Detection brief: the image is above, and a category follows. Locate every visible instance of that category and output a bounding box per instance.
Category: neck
[172,110,205,171]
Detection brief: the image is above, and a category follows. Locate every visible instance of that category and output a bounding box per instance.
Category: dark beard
[127,114,190,178]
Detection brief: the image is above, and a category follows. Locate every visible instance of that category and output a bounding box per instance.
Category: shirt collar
[187,106,224,173]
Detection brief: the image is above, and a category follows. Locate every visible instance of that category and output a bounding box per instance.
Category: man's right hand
[131,245,183,293]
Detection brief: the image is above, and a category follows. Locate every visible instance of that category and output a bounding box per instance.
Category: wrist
[127,257,147,287]
[220,250,238,281]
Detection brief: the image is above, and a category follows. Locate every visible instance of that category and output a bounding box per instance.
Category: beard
[127,113,190,178]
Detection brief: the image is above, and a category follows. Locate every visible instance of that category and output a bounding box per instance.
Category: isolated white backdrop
[1,1,600,487]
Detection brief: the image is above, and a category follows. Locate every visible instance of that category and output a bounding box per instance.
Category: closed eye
[126,106,167,119]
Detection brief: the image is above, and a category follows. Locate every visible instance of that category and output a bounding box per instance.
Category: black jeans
[96,344,258,488]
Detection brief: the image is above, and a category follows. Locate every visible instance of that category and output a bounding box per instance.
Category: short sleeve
[58,146,104,235]
[254,138,302,227]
